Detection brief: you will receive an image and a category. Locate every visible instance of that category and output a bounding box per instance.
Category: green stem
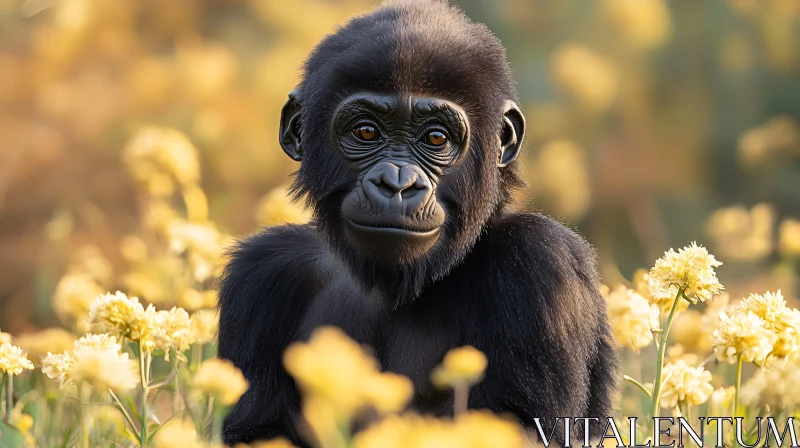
[623,375,652,398]
[211,406,224,445]
[678,400,689,420]
[138,343,149,447]
[453,382,469,416]
[174,369,182,414]
[51,394,64,438]
[4,374,12,421]
[109,389,139,438]
[650,287,684,419]
[734,354,743,418]
[190,343,202,373]
[80,384,91,448]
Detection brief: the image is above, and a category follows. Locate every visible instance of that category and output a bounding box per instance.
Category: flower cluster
[353,411,524,448]
[648,242,724,303]
[741,358,800,411]
[87,291,210,356]
[711,290,800,364]
[193,358,249,406]
[0,343,34,376]
[604,285,659,352]
[283,327,413,416]
[124,127,201,196]
[166,219,225,283]
[42,333,139,392]
[430,345,488,388]
[659,359,714,409]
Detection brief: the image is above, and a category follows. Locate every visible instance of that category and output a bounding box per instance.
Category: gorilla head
[279,0,525,304]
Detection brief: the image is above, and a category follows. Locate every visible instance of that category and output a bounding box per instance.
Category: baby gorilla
[218,0,618,445]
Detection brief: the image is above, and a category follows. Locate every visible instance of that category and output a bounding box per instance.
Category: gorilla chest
[297,281,473,398]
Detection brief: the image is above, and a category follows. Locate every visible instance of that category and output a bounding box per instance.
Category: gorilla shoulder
[491,213,598,274]
[217,224,328,354]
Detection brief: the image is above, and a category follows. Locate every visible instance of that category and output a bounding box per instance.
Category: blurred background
[0,0,798,335]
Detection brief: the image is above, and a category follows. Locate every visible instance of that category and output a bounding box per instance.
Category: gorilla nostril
[400,185,423,199]
[376,182,395,198]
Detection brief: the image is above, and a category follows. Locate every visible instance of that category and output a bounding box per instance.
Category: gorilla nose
[363,162,433,214]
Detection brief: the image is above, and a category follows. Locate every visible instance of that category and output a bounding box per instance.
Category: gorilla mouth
[346,218,440,235]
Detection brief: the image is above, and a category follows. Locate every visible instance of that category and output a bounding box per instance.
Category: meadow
[1,0,799,447]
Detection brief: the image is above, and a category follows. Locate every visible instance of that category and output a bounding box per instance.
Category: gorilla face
[333,93,470,261]
[275,0,527,301]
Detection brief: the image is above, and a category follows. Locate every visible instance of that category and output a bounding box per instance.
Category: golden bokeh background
[0,0,799,333]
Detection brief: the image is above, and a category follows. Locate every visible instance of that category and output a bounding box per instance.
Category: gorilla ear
[497,100,526,168]
[279,89,303,161]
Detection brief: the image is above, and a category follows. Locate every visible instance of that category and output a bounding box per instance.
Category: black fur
[219,1,618,445]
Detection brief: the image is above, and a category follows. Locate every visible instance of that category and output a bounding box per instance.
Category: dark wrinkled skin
[217,1,619,446]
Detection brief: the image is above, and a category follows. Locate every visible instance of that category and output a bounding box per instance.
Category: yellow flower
[0,330,11,345]
[75,333,122,351]
[659,360,714,409]
[530,140,591,220]
[738,117,799,166]
[711,310,775,364]
[255,184,312,227]
[71,245,113,285]
[550,43,617,113]
[179,288,218,310]
[353,414,447,448]
[738,291,800,359]
[456,411,525,448]
[242,438,298,448]
[124,127,200,196]
[669,310,711,356]
[285,327,396,414]
[771,326,800,360]
[167,219,224,282]
[604,285,659,352]
[8,409,35,445]
[52,272,105,325]
[91,404,125,433]
[709,386,736,416]
[665,344,700,365]
[9,411,34,434]
[430,346,488,388]
[151,306,193,354]
[120,235,149,263]
[633,269,688,315]
[14,328,76,358]
[779,219,800,258]
[0,344,34,375]
[167,220,222,257]
[302,397,348,447]
[705,204,775,262]
[42,334,134,390]
[742,358,800,412]
[353,411,524,448]
[741,290,787,324]
[193,358,249,406]
[649,242,724,303]
[189,309,218,344]
[153,419,201,448]
[361,372,414,415]
[70,344,140,392]
[599,0,672,50]
[88,291,153,343]
[42,352,75,385]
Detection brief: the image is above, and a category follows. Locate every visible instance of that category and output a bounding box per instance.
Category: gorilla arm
[462,213,619,441]
[217,224,323,445]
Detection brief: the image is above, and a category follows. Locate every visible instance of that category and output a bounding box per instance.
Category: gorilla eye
[353,125,379,142]
[425,130,448,146]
